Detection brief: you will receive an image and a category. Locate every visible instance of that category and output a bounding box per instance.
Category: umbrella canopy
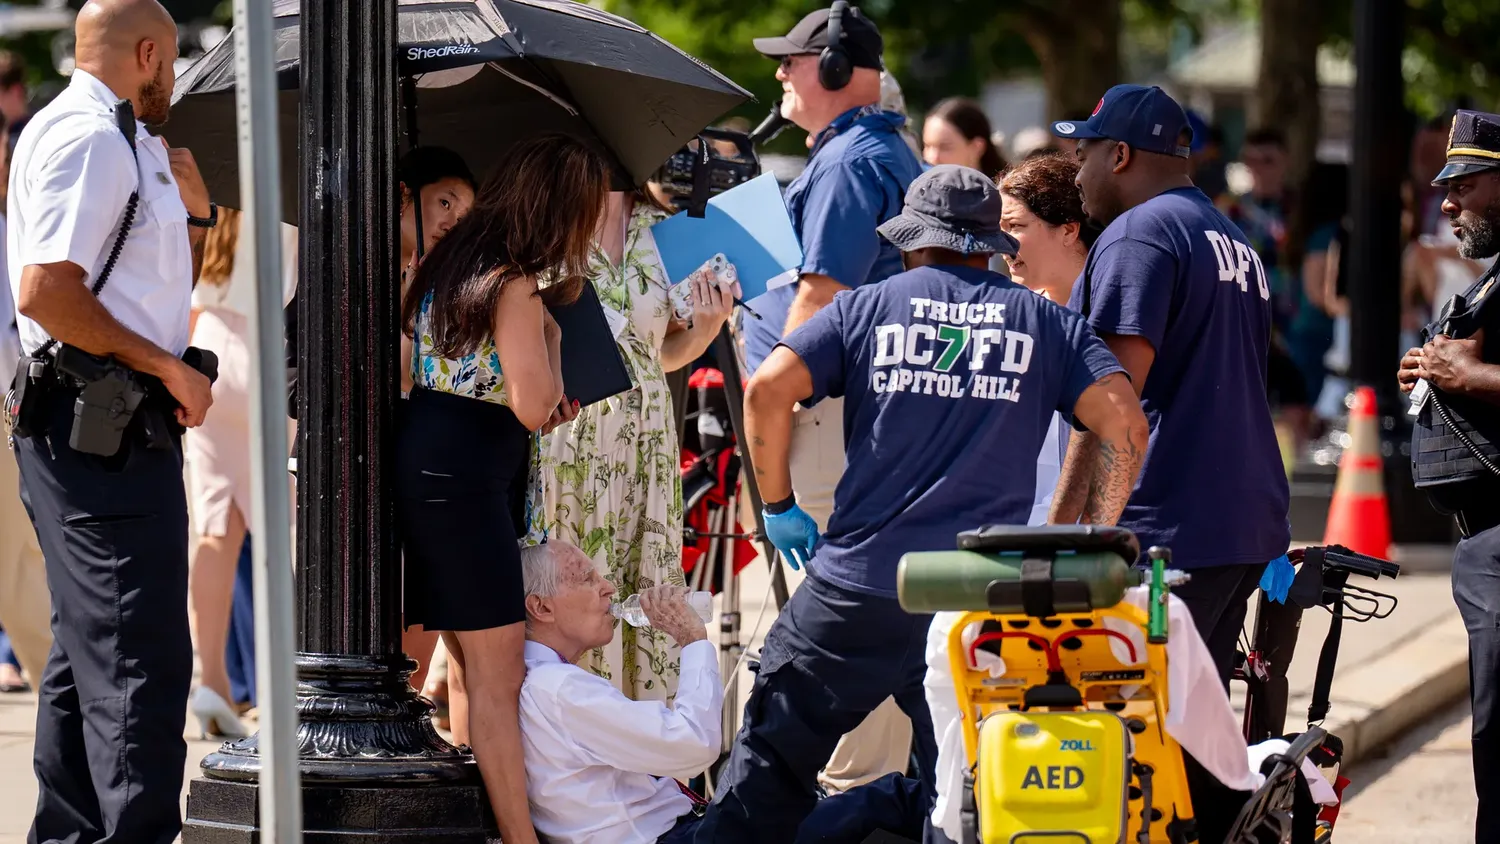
[169,0,752,222]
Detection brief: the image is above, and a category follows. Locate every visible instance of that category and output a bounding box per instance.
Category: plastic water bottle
[611,591,715,628]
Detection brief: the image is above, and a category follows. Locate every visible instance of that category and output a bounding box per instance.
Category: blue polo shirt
[741,106,924,375]
[781,265,1124,597]
[1069,187,1290,569]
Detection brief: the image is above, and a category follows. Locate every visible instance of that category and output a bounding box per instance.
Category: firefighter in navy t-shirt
[693,165,1150,844]
[1050,85,1292,685]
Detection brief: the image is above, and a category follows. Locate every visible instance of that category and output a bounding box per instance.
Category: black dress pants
[12,392,191,844]
[1453,519,1500,844]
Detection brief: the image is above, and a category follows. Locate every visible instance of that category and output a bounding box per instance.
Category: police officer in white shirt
[4,2,215,842]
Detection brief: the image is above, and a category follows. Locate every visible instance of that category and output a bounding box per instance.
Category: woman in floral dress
[540,190,736,700]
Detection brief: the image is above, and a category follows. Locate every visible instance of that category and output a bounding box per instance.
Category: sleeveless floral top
[413,290,547,545]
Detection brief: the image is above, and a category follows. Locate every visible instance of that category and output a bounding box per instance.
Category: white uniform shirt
[519,639,722,844]
[7,70,193,358]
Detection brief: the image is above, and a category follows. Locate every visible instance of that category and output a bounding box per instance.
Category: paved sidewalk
[0,549,1468,841]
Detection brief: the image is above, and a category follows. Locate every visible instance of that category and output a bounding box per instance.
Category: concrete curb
[1312,612,1470,767]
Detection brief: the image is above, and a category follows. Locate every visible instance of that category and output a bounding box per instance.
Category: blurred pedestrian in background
[396,133,606,844]
[0,105,49,694]
[1226,128,1312,466]
[0,51,29,153]
[922,97,1006,176]
[739,1,927,795]
[184,204,297,738]
[540,183,736,702]
[1288,163,1349,421]
[1186,109,1228,202]
[998,151,1103,525]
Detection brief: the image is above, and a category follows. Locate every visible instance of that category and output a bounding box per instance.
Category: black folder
[546,280,633,407]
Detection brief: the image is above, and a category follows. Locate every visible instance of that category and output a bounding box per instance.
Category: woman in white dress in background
[185,209,298,737]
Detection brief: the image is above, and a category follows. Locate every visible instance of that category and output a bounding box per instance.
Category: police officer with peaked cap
[4,1,216,841]
[1399,109,1500,844]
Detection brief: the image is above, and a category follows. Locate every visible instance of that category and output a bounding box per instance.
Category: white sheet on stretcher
[924,588,1337,841]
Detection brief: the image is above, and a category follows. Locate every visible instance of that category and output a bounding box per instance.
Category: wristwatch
[187,202,218,229]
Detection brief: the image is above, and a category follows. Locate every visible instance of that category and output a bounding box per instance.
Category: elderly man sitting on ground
[518,541,720,844]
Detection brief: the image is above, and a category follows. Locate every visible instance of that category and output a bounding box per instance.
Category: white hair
[520,542,565,600]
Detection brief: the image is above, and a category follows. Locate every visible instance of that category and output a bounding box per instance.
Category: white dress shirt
[7,69,193,358]
[519,639,722,844]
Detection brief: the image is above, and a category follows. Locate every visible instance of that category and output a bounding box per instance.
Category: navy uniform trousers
[695,571,938,844]
[12,390,191,844]
[1453,515,1500,844]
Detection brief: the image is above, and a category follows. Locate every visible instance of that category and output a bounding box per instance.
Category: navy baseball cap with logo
[1433,110,1500,185]
[1050,84,1193,158]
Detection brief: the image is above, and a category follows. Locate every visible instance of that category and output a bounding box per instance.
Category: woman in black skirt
[397,133,608,844]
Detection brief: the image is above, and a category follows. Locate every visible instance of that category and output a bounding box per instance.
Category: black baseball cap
[1434,110,1500,185]
[1050,84,1192,159]
[753,6,884,70]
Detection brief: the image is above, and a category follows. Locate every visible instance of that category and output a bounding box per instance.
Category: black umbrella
[169,0,752,222]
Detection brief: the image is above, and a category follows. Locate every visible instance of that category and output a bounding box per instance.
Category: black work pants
[695,573,937,844]
[1453,519,1500,844]
[12,391,192,844]
[1172,562,1267,689]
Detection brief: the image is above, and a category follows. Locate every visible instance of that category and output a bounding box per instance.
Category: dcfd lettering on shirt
[872,297,1032,401]
[1204,230,1270,300]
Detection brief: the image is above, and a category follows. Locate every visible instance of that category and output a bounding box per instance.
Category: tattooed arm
[1051,334,1156,524]
[743,346,815,503]
[1062,372,1150,526]
[1049,428,1097,524]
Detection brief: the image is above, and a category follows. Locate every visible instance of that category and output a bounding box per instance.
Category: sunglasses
[779,54,813,72]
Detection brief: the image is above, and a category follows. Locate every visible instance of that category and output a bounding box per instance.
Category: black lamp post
[181,0,492,838]
[1346,0,1405,405]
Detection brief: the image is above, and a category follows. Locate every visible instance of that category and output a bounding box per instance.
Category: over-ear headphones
[818,1,853,91]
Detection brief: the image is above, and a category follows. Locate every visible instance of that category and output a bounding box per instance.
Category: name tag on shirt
[1408,379,1432,417]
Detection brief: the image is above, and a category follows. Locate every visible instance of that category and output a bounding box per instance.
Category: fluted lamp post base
[183,654,495,842]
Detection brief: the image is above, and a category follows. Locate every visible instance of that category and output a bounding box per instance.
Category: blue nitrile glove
[763,504,820,571]
[1259,554,1295,604]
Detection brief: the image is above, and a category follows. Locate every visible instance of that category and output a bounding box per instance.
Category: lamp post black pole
[1347,0,1404,407]
[181,0,492,839]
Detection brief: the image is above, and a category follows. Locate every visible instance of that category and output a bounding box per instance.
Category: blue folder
[649,172,803,300]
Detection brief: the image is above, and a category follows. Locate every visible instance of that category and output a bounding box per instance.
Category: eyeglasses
[779,55,810,73]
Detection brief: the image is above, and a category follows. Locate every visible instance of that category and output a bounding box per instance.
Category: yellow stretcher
[898,524,1329,844]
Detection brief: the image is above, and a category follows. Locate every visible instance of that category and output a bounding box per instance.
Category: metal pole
[232,0,299,839]
[1347,0,1404,406]
[185,1,489,838]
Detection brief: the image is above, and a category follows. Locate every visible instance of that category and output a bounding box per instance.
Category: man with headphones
[737,0,926,808]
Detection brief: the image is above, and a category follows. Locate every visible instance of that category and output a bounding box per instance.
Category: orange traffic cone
[1323,386,1392,557]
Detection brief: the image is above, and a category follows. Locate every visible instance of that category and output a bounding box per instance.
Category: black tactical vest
[1411,264,1500,489]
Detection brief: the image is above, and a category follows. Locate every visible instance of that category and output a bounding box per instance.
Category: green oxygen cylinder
[896,550,1143,615]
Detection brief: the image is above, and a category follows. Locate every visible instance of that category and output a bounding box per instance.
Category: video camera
[653,100,794,218]
[655,128,761,218]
